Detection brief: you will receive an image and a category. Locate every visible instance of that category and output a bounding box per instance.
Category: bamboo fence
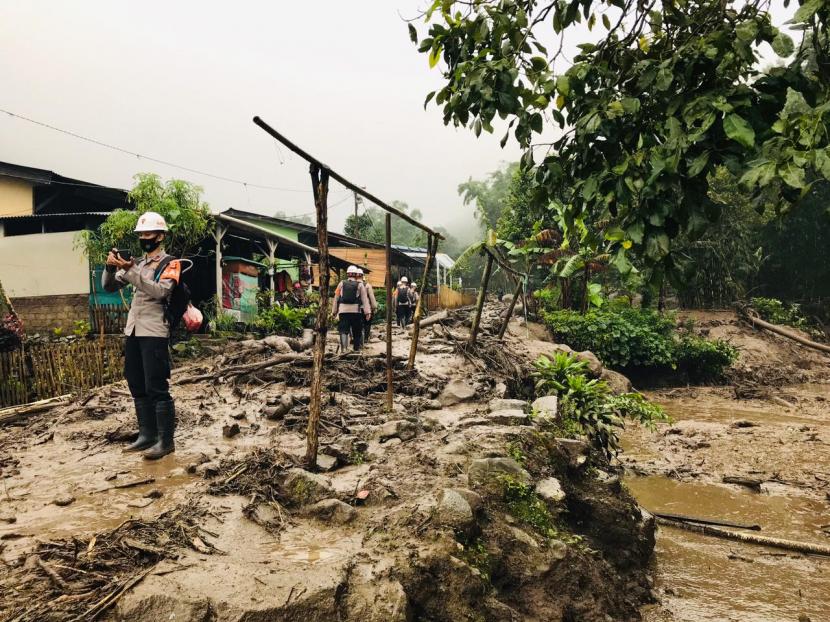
[0,338,124,408]
[91,304,130,335]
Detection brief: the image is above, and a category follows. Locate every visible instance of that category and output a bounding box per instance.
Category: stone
[600,368,633,394]
[222,423,241,438]
[457,417,490,429]
[378,420,418,442]
[453,488,483,513]
[316,454,338,472]
[436,489,475,530]
[508,526,538,548]
[493,382,508,398]
[488,398,527,413]
[468,458,531,492]
[488,409,530,426]
[303,499,357,525]
[53,495,75,507]
[556,438,589,469]
[730,419,757,429]
[531,395,559,424]
[143,489,163,499]
[283,469,334,505]
[195,461,220,478]
[423,399,442,410]
[576,350,604,376]
[439,380,476,406]
[535,477,566,504]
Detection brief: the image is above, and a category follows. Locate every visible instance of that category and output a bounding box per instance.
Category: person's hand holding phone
[107,248,134,271]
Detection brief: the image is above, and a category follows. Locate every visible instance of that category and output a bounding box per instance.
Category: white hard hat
[401,276,409,283]
[346,265,360,275]
[134,211,168,232]
[356,268,364,276]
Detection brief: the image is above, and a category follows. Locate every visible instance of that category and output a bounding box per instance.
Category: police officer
[103,212,180,460]
[355,268,377,344]
[333,265,371,351]
[396,277,413,328]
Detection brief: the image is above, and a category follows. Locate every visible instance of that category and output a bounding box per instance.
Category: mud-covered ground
[0,304,656,622]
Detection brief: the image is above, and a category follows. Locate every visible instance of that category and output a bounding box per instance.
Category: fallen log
[174,353,308,385]
[656,518,830,557]
[408,309,449,331]
[722,475,763,492]
[0,395,72,426]
[654,511,761,531]
[742,309,830,355]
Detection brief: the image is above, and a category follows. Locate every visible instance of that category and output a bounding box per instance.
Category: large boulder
[283,469,334,505]
[302,498,357,525]
[531,395,559,425]
[439,380,476,406]
[468,457,531,493]
[436,489,475,530]
[378,419,418,442]
[600,368,633,394]
[576,350,604,376]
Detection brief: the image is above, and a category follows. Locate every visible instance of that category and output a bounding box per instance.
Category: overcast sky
[0,1,793,238]
[0,1,521,236]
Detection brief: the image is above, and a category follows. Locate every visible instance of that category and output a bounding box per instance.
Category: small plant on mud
[675,336,739,382]
[604,393,669,432]
[455,535,491,582]
[348,448,366,465]
[253,304,308,336]
[533,352,589,394]
[506,441,526,465]
[750,297,808,330]
[500,476,558,538]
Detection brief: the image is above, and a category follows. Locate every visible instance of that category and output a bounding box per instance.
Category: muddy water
[625,389,830,622]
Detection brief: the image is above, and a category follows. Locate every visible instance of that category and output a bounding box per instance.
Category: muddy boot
[123,397,157,452]
[339,332,349,352]
[143,400,175,460]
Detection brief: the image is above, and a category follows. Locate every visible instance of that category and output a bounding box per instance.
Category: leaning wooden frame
[252,116,444,469]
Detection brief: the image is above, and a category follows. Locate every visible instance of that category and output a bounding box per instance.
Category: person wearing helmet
[354,268,377,343]
[396,276,414,328]
[102,211,180,460]
[332,265,371,351]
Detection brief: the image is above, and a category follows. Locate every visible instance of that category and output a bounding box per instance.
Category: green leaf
[621,97,641,114]
[408,23,418,43]
[736,19,759,42]
[655,68,673,91]
[771,31,794,57]
[612,159,629,176]
[815,148,830,180]
[687,150,710,177]
[602,13,611,29]
[556,75,570,96]
[605,226,626,241]
[429,46,442,68]
[582,176,598,201]
[723,114,755,148]
[424,91,436,109]
[793,0,821,22]
[473,118,482,137]
[780,162,806,188]
[530,113,543,133]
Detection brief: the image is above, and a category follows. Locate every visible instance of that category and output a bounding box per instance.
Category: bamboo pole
[407,235,437,369]
[498,279,524,340]
[385,214,394,412]
[656,518,830,557]
[305,164,331,469]
[468,252,494,347]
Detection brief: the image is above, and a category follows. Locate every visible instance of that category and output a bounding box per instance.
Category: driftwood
[722,475,763,492]
[36,556,71,592]
[657,518,830,557]
[654,511,761,531]
[0,394,72,426]
[94,478,156,494]
[408,309,449,332]
[742,309,830,354]
[174,353,308,385]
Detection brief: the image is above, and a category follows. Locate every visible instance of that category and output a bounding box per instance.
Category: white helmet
[346,265,360,275]
[401,276,409,283]
[355,268,364,276]
[134,211,168,232]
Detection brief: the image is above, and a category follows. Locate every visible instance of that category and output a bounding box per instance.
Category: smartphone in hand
[116,249,132,262]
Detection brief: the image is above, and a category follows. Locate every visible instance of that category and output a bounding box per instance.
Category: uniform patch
[160,260,181,283]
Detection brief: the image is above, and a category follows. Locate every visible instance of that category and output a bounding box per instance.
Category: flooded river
[625,386,830,622]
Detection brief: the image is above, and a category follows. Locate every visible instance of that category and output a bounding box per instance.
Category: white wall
[0,231,89,297]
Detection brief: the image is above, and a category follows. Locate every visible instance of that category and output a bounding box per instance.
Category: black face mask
[139,237,161,253]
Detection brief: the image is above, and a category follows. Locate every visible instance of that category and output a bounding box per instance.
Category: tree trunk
[498,280,524,340]
[468,252,494,347]
[408,235,437,369]
[385,214,394,412]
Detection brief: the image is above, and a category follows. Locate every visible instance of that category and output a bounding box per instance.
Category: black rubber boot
[124,398,157,452]
[339,333,349,352]
[143,400,175,460]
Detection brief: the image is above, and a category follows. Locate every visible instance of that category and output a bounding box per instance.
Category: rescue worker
[396,277,414,328]
[355,268,377,344]
[333,265,371,351]
[410,283,420,317]
[103,211,180,460]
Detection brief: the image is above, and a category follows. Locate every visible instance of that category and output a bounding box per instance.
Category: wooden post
[305,164,331,469]
[213,224,227,317]
[468,251,494,347]
[385,214,393,412]
[266,239,278,305]
[407,235,437,369]
[498,279,524,340]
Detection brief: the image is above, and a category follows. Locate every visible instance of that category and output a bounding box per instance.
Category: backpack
[397,285,411,305]
[154,256,191,332]
[340,280,360,305]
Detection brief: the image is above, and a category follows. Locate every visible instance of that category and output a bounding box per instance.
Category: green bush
[532,287,560,313]
[675,336,739,382]
[533,352,589,394]
[750,297,807,329]
[543,308,676,369]
[253,304,310,336]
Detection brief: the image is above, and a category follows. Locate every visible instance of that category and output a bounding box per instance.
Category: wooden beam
[469,251,494,347]
[385,214,393,412]
[305,164,331,469]
[407,235,437,369]
[212,224,226,317]
[253,117,443,240]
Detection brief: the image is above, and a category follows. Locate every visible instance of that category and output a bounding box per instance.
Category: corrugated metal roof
[0,211,111,220]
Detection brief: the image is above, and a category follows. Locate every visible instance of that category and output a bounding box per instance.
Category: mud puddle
[625,385,830,622]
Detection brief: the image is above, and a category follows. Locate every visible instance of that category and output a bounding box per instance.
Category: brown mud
[0,304,655,622]
[621,310,830,622]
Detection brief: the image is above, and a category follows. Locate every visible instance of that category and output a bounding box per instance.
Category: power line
[0,108,313,193]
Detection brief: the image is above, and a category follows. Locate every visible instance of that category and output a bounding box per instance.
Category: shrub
[253,304,309,336]
[750,297,807,329]
[543,308,676,369]
[533,352,589,395]
[675,336,738,382]
[532,287,560,313]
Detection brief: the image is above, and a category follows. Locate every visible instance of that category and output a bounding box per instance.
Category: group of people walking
[332,266,421,351]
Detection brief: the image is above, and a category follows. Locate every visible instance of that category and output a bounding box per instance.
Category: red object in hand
[182,304,203,332]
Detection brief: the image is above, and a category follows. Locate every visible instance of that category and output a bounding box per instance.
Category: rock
[436,489,475,530]
[316,454,338,472]
[468,457,531,493]
[222,423,241,438]
[535,477,566,504]
[53,495,75,507]
[378,420,418,442]
[453,488,483,513]
[303,499,357,525]
[143,489,163,499]
[730,419,757,429]
[508,526,538,548]
[488,398,527,413]
[423,399,442,410]
[501,294,514,304]
[439,380,476,406]
[493,382,508,398]
[457,417,490,429]
[600,368,633,394]
[531,395,559,424]
[262,395,294,420]
[556,438,589,469]
[283,469,334,505]
[195,461,220,478]
[576,350,603,376]
[343,579,408,622]
[488,409,530,426]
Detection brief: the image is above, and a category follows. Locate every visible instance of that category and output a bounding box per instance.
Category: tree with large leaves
[411,0,830,285]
